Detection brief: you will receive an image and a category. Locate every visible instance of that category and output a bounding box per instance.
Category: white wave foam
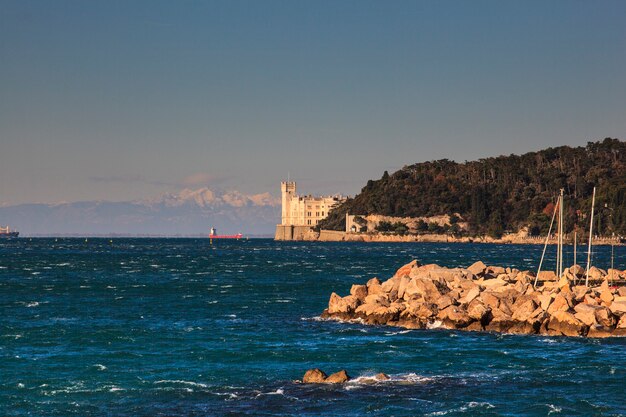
[547,404,563,414]
[154,380,208,388]
[426,401,494,416]
[345,372,434,388]
[300,316,324,321]
[93,364,107,371]
[26,302,40,308]
[385,330,412,336]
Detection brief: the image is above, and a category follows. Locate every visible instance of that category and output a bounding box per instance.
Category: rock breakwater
[321,260,626,337]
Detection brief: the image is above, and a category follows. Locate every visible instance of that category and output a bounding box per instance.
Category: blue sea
[1,238,626,416]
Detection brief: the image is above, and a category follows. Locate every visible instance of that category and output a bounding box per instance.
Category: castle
[274,181,346,240]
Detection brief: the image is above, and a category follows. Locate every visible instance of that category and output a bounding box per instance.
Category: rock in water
[324,370,350,384]
[375,372,391,381]
[302,368,327,383]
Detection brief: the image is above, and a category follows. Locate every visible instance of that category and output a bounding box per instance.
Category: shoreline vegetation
[318,139,626,239]
[322,260,626,338]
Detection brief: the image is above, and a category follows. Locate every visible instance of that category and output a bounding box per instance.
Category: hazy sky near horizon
[1,0,625,205]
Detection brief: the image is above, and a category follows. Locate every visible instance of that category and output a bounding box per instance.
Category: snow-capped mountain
[0,188,281,236]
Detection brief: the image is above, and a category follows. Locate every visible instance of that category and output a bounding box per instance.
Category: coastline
[298,230,624,246]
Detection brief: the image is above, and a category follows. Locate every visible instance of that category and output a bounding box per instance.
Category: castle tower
[281,181,296,225]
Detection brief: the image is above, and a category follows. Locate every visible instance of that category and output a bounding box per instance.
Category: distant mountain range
[0,188,280,236]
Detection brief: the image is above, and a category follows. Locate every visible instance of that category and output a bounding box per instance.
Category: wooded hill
[319,138,626,237]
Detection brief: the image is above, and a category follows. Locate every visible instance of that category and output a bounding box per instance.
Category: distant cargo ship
[209,227,243,239]
[0,226,19,238]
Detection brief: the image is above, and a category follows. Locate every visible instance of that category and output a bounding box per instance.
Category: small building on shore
[274,181,346,240]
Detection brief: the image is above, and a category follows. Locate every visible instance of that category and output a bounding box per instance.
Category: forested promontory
[319,138,626,237]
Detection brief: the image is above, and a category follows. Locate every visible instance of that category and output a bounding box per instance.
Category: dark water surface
[1,238,625,416]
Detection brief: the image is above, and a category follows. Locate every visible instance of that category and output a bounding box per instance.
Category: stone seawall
[308,230,623,246]
[322,260,626,337]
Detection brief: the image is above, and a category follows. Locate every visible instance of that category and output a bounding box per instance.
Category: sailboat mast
[574,229,577,266]
[585,187,596,286]
[559,189,564,278]
[534,199,559,289]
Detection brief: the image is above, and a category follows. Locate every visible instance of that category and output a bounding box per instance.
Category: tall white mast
[585,187,596,286]
[557,189,564,278]
[534,199,559,289]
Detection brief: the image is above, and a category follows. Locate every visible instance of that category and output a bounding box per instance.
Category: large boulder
[467,298,490,322]
[537,293,555,311]
[394,260,420,278]
[547,293,572,315]
[547,311,587,337]
[404,299,436,320]
[570,264,585,277]
[608,301,626,316]
[363,293,390,307]
[599,286,614,306]
[436,294,455,310]
[467,261,487,276]
[328,293,360,314]
[403,278,443,303]
[459,285,481,305]
[573,285,590,302]
[480,277,508,290]
[303,368,327,383]
[381,276,401,294]
[437,305,473,328]
[397,276,411,300]
[480,292,500,310]
[324,370,350,384]
[588,266,606,281]
[595,306,616,328]
[367,277,383,295]
[511,295,538,322]
[488,266,506,276]
[350,284,368,302]
[587,325,614,338]
[573,303,599,327]
[537,271,558,282]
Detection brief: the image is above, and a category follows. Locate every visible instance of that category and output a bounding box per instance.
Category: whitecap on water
[385,329,412,336]
[154,380,208,388]
[93,364,107,371]
[425,401,495,416]
[547,404,563,414]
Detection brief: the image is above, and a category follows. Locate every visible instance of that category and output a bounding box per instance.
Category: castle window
[322,211,324,216]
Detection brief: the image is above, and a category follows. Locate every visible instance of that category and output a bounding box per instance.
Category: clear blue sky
[1,0,625,205]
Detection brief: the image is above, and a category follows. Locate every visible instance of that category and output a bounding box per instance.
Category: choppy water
[1,238,625,416]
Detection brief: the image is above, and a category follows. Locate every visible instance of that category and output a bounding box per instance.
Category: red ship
[209,227,243,239]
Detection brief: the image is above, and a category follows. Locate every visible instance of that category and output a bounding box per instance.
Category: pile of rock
[321,260,626,338]
[301,369,390,384]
